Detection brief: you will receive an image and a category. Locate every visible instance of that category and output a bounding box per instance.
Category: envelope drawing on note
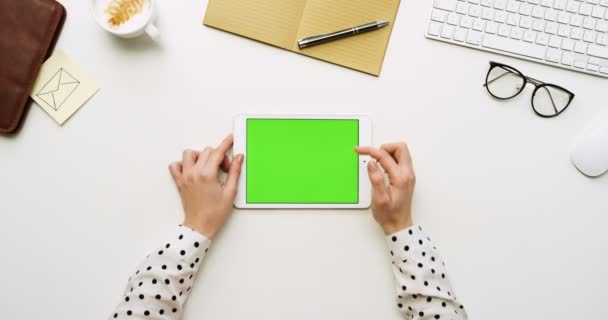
[36,68,80,111]
[30,49,99,125]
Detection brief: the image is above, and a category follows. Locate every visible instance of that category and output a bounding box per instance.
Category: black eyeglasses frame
[484,61,576,118]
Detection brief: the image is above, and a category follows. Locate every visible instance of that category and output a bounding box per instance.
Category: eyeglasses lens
[486,66,525,99]
[532,86,571,117]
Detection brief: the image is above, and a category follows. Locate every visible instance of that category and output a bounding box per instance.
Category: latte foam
[95,0,151,34]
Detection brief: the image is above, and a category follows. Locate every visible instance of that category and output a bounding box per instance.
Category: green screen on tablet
[246,119,359,204]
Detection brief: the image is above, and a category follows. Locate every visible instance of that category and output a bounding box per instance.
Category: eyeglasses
[483,61,575,118]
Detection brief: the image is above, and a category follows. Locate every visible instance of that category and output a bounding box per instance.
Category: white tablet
[233,115,372,209]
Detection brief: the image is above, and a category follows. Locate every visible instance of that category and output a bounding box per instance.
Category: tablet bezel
[233,114,372,209]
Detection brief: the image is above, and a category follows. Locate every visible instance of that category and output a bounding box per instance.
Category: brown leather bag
[0,0,66,134]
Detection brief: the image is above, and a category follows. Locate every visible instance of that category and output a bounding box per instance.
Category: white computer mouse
[571,111,608,177]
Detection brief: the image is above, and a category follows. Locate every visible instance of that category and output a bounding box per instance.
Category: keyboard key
[601,67,608,74]
[588,57,602,65]
[566,0,580,13]
[447,12,461,25]
[453,27,468,41]
[583,30,597,42]
[486,21,499,33]
[473,18,486,30]
[568,48,587,65]
[570,15,583,27]
[529,0,540,4]
[481,0,494,6]
[557,11,571,24]
[575,41,589,53]
[571,27,584,39]
[470,5,482,17]
[592,6,606,18]
[531,18,545,30]
[494,0,508,9]
[601,0,608,7]
[562,51,575,65]
[483,34,547,58]
[431,9,449,22]
[507,13,521,25]
[587,63,600,71]
[435,0,458,11]
[536,32,550,44]
[521,16,534,28]
[579,3,593,15]
[549,35,563,47]
[428,21,443,36]
[546,48,562,62]
[482,7,495,19]
[541,0,554,7]
[460,16,474,28]
[545,8,558,21]
[498,24,512,36]
[554,0,567,10]
[524,29,537,41]
[562,38,575,50]
[507,0,520,12]
[574,53,587,64]
[532,6,546,18]
[520,3,533,15]
[545,21,558,33]
[582,17,597,29]
[495,11,508,22]
[597,33,608,46]
[596,20,608,32]
[511,27,524,39]
[441,24,456,38]
[558,24,571,36]
[574,59,587,68]
[588,44,608,58]
[573,53,586,63]
[467,30,484,45]
[469,0,480,4]
[457,1,470,13]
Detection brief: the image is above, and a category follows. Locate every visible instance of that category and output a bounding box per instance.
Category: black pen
[297,20,390,49]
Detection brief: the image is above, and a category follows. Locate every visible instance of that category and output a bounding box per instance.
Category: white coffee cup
[93,0,160,39]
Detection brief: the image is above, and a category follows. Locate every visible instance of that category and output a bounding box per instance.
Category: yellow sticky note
[30,49,99,125]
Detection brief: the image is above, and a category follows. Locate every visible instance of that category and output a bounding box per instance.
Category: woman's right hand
[356,142,416,235]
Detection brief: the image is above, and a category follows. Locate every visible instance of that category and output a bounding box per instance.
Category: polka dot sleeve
[110,226,211,319]
[386,226,468,320]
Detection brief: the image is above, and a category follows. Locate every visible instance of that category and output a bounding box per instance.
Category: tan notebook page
[203,0,400,75]
[203,0,307,50]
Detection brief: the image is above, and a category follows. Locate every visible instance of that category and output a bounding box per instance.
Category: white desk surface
[1,0,607,319]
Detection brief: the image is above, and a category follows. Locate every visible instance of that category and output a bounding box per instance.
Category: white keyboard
[426,0,608,77]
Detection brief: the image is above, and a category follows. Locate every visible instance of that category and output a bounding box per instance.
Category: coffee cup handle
[145,23,160,40]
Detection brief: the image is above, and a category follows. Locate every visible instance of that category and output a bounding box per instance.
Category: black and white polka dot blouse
[387,226,467,320]
[111,226,209,319]
[110,225,466,319]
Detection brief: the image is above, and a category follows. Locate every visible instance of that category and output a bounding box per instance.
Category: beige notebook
[203,0,400,76]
